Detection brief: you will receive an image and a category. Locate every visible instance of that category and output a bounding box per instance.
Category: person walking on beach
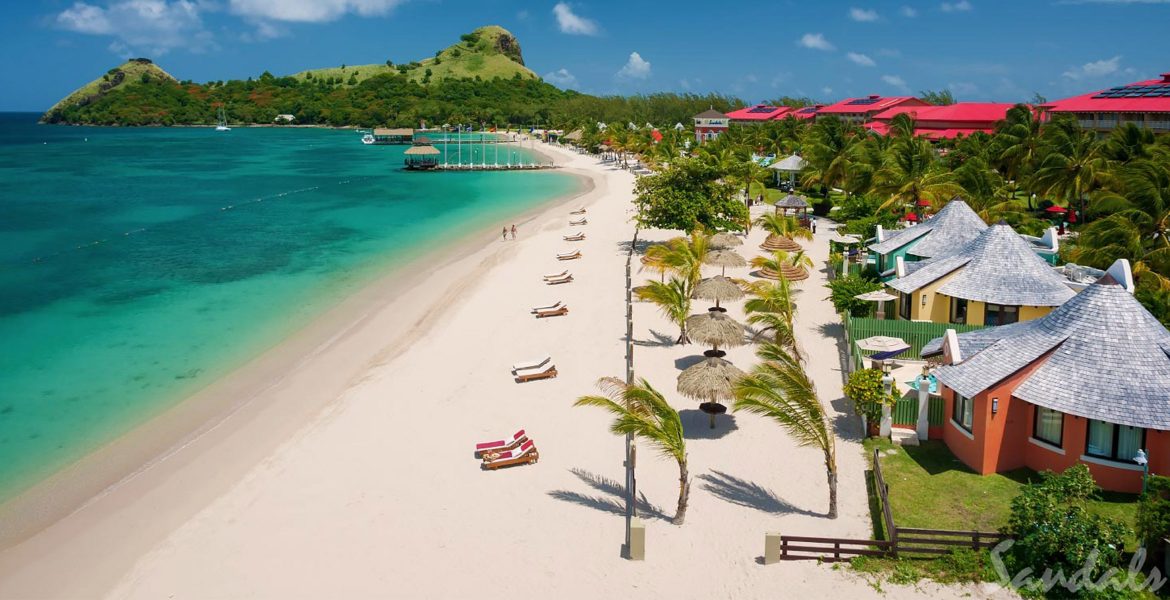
[502,226,508,241]
[510,224,517,240]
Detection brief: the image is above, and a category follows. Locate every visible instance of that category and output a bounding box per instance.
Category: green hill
[290,25,535,87]
[45,58,177,117]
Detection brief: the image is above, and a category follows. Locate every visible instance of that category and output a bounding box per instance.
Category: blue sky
[1,0,1168,111]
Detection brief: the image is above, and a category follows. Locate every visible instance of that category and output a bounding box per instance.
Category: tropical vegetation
[574,377,690,525]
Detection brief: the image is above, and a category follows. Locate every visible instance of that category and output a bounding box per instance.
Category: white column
[916,375,931,441]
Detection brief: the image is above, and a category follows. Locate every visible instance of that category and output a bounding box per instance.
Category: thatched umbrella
[760,234,803,252]
[693,276,744,311]
[686,310,746,355]
[758,263,809,282]
[709,232,743,250]
[677,356,746,429]
[704,248,748,276]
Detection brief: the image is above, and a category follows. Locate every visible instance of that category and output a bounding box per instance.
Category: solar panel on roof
[747,106,778,113]
[846,97,881,105]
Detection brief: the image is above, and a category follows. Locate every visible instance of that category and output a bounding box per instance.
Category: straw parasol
[704,248,747,276]
[693,276,744,310]
[760,234,803,252]
[709,232,744,250]
[677,356,746,429]
[686,310,746,353]
[757,262,809,282]
[854,289,898,319]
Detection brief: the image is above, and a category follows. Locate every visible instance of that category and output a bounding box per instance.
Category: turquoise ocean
[0,113,578,502]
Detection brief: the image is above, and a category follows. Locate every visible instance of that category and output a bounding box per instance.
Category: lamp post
[1135,449,1150,494]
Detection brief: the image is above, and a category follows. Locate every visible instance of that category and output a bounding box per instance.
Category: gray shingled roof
[931,280,1170,430]
[887,223,1076,307]
[867,198,987,258]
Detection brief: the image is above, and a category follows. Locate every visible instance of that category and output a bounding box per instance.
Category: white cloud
[822,86,833,96]
[849,7,879,21]
[949,81,978,95]
[228,0,405,23]
[552,2,598,35]
[616,51,651,79]
[543,68,578,88]
[882,74,909,91]
[55,0,212,55]
[900,5,918,16]
[940,0,972,11]
[797,33,834,51]
[1062,56,1121,80]
[516,9,529,20]
[846,52,876,67]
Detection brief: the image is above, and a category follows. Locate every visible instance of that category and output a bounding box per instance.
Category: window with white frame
[1032,406,1063,447]
[1085,419,1145,463]
[953,392,974,433]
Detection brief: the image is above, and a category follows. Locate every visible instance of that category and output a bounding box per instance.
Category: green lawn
[865,439,1140,548]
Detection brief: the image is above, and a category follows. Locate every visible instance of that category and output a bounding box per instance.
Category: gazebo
[404,143,441,170]
[768,153,808,187]
[774,194,810,220]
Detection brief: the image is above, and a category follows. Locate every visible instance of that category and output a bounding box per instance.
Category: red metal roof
[919,128,991,140]
[726,105,795,121]
[817,95,929,115]
[871,102,1016,124]
[1044,74,1170,113]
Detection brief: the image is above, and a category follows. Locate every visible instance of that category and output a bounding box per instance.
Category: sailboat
[215,107,231,132]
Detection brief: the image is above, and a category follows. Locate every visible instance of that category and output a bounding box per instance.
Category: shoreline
[0,141,587,549]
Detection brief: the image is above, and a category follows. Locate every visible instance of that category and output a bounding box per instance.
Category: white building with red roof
[815,95,929,123]
[1043,72,1170,133]
[867,102,1018,139]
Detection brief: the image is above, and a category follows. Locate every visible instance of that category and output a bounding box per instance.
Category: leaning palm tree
[874,136,964,211]
[575,377,690,525]
[636,277,692,344]
[744,278,801,360]
[733,343,838,519]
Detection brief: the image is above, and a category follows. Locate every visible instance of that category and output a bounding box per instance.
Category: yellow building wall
[891,269,1058,325]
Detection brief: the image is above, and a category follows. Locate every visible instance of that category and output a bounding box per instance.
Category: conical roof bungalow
[867,197,987,275]
[921,276,1170,492]
[886,222,1075,325]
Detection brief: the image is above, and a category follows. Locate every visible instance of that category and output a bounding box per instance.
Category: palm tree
[744,278,800,360]
[733,342,838,518]
[657,232,710,289]
[1031,118,1109,222]
[636,277,693,344]
[756,212,813,241]
[802,116,858,197]
[992,104,1043,185]
[873,136,964,211]
[575,377,690,525]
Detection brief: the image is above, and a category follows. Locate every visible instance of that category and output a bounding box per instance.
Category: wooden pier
[411,162,559,172]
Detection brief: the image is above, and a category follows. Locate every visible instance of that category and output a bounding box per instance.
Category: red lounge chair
[475,429,527,457]
[482,440,540,470]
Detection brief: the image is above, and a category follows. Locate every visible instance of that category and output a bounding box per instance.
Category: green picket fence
[861,395,944,427]
[843,314,985,363]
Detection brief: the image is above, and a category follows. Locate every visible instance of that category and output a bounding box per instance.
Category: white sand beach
[0,144,1007,599]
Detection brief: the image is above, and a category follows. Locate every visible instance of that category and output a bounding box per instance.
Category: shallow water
[0,114,577,501]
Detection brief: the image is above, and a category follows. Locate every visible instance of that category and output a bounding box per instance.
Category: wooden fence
[771,448,1006,562]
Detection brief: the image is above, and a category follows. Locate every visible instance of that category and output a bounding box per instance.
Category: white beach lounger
[563,233,586,241]
[545,274,573,285]
[512,355,551,373]
[556,250,581,260]
[543,270,569,280]
[569,218,587,226]
[531,301,564,313]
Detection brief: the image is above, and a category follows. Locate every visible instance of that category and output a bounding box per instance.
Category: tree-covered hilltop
[41,23,756,128]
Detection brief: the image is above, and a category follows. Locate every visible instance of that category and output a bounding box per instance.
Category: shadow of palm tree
[698,470,823,517]
[616,239,657,255]
[679,409,738,439]
[631,329,675,348]
[547,468,669,521]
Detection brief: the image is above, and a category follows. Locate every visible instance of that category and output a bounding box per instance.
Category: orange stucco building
[924,276,1170,493]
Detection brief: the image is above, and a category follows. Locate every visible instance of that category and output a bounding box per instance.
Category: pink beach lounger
[475,429,528,457]
[482,439,540,470]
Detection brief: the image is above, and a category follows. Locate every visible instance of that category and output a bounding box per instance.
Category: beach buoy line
[12,178,372,267]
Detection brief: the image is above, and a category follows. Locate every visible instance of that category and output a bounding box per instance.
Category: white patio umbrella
[854,290,898,320]
[856,335,910,370]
